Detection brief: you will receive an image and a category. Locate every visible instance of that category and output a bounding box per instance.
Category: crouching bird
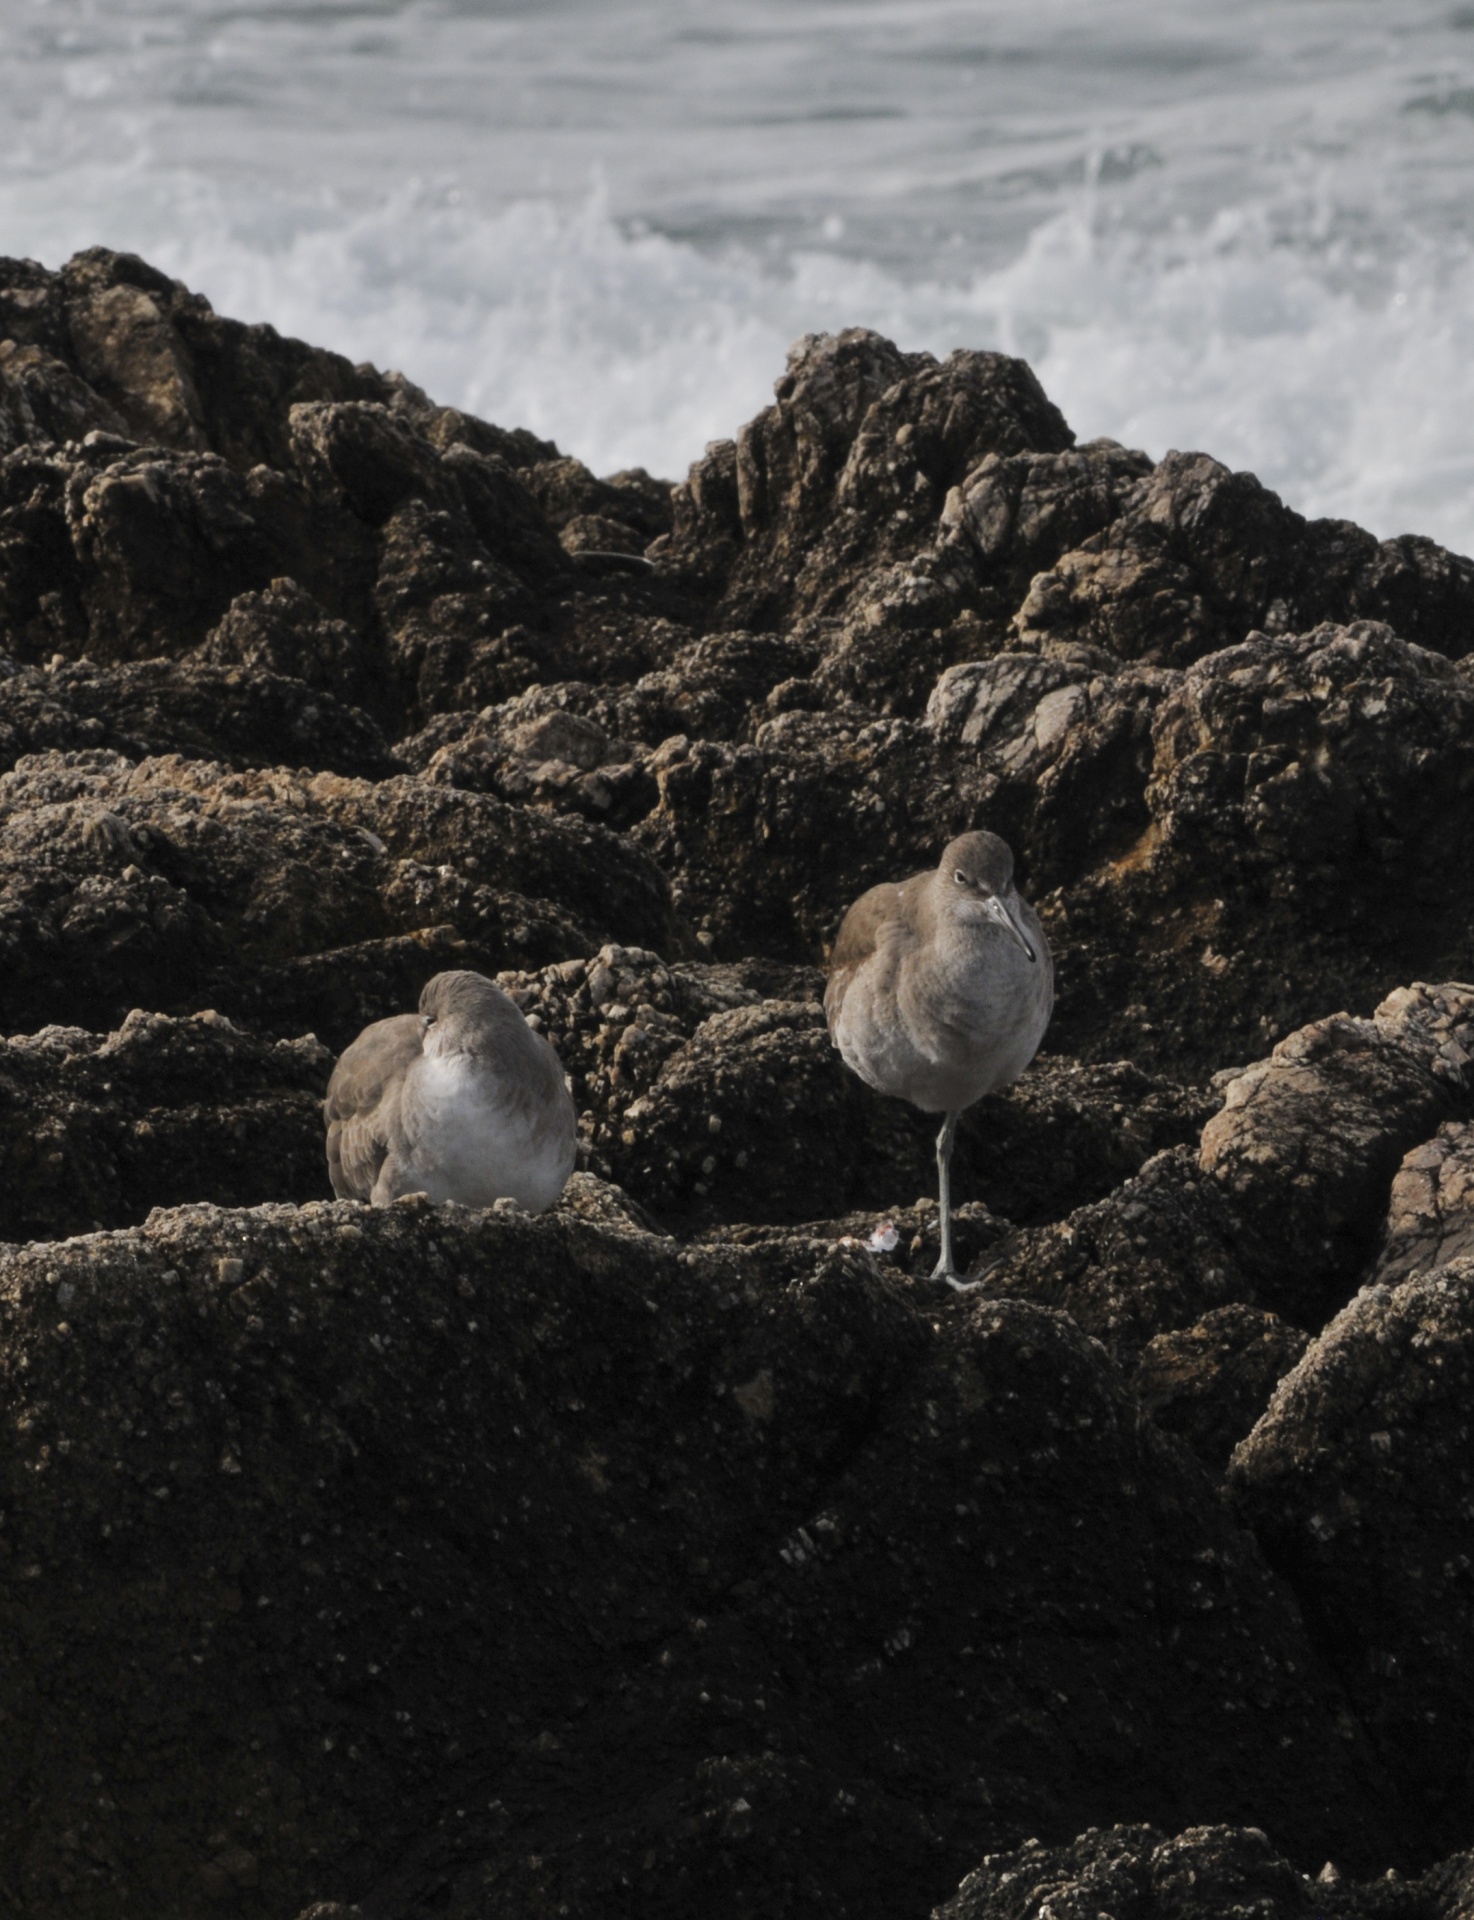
[824,831,1052,1284]
[325,969,576,1211]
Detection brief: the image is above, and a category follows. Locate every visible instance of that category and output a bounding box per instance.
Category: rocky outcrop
[1197,989,1473,1324]
[1230,1257,1474,1856]
[0,648,394,779]
[934,1823,1456,1920]
[0,750,679,1042]
[1373,1122,1474,1286]
[1130,1306,1312,1473]
[0,1204,1396,1919]
[0,1009,329,1242]
[7,249,1474,1916]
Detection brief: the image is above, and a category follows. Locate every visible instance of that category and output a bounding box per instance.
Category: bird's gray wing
[323,1014,425,1200]
[823,873,926,1035]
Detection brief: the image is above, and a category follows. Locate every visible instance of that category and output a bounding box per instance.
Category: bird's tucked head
[936,831,1038,963]
[418,969,527,1054]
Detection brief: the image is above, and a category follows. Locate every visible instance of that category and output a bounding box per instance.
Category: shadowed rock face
[0,1205,1397,1920]
[1229,1257,1474,1857]
[5,249,1474,1917]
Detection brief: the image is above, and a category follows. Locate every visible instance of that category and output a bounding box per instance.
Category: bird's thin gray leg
[932,1110,961,1283]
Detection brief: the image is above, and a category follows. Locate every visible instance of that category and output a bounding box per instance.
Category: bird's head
[938,831,1039,963]
[417,970,520,1053]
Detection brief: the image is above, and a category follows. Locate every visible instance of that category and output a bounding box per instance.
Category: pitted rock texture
[0,1008,330,1243]
[8,250,1474,1916]
[0,649,393,780]
[933,1823,1452,1920]
[0,1204,1394,1920]
[971,1147,1261,1366]
[1129,1306,1312,1474]
[1198,1007,1462,1325]
[0,749,679,1043]
[1374,1122,1474,1287]
[1230,1257,1474,1856]
[492,944,1210,1232]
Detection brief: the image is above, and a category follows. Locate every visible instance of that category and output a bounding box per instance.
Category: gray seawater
[4,0,1474,548]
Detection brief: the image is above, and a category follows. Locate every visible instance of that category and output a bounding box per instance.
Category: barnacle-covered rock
[0,1201,1394,1918]
[1230,1255,1474,1855]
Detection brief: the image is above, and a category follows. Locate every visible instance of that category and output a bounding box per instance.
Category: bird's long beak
[987,891,1038,964]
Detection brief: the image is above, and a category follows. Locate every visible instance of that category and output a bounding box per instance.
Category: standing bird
[824,831,1053,1285]
[324,969,577,1212]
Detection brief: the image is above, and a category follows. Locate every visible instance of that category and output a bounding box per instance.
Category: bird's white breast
[398,1049,573,1212]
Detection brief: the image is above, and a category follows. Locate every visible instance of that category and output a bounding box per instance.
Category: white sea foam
[3,1,1474,551]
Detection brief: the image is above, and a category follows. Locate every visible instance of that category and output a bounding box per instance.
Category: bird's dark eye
[954,869,968,885]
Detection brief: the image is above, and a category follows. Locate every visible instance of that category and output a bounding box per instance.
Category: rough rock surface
[5,249,1474,1915]
[0,649,394,779]
[1372,1121,1474,1287]
[1197,991,1473,1324]
[0,749,679,1043]
[1230,1256,1474,1856]
[1130,1306,1312,1473]
[0,1009,329,1243]
[0,1205,1394,1919]
[934,1823,1456,1920]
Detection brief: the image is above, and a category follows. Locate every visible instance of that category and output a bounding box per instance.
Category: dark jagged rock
[1198,988,1473,1325]
[394,630,821,829]
[0,1203,1396,1919]
[1005,451,1474,668]
[657,327,1074,626]
[490,945,1208,1233]
[937,439,1156,613]
[0,1009,329,1242]
[1047,626,1474,1073]
[0,650,394,779]
[0,251,701,733]
[523,454,673,547]
[934,1823,1435,1920]
[199,576,381,705]
[923,646,1173,889]
[1130,1305,1312,1473]
[0,750,679,1043]
[977,985,1474,1362]
[10,251,1474,1915]
[1230,1254,1474,1857]
[973,1148,1260,1365]
[1372,1121,1474,1287]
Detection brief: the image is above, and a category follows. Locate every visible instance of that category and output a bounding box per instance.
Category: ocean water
[3,0,1474,551]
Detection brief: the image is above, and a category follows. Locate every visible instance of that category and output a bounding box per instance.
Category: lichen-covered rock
[1198,993,1472,1324]
[1130,1305,1312,1473]
[0,750,679,1041]
[1229,1256,1474,1856]
[0,651,394,780]
[659,327,1073,627]
[974,1148,1261,1364]
[0,1009,330,1242]
[1373,1122,1474,1287]
[0,1203,1395,1919]
[1009,451,1474,667]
